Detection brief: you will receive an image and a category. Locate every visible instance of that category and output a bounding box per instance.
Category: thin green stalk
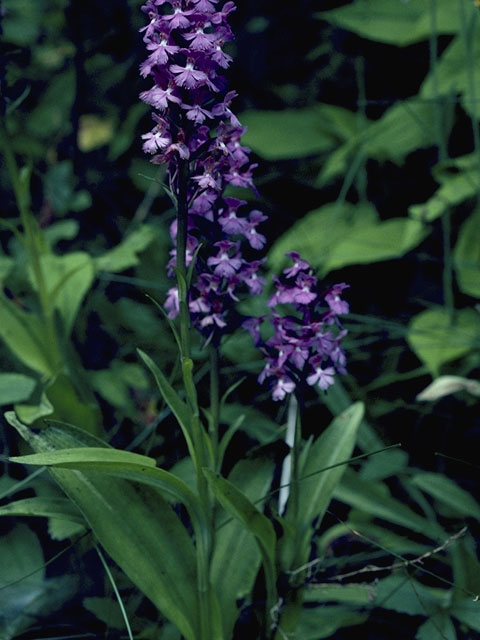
[429,0,454,315]
[209,345,220,466]
[95,545,134,640]
[175,159,192,361]
[174,159,214,640]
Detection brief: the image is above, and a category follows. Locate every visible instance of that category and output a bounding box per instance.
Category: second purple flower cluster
[244,252,349,401]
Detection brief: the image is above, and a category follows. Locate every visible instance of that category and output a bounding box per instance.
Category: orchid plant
[1,2,479,640]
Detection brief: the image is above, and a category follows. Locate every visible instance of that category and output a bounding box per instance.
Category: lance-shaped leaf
[204,468,277,611]
[292,402,364,560]
[210,459,274,639]
[10,446,206,530]
[137,349,194,453]
[0,496,85,524]
[5,412,199,640]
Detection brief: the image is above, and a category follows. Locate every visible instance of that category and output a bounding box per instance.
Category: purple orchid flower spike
[139,0,268,345]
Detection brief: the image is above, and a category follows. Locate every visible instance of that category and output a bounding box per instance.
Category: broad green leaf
[211,459,274,639]
[268,204,427,275]
[0,294,55,377]
[454,208,480,297]
[241,104,357,160]
[407,308,480,376]
[317,100,438,186]
[334,469,445,540]
[268,202,377,275]
[292,402,363,560]
[319,0,460,46]
[0,523,76,640]
[94,225,158,273]
[410,472,480,520]
[451,599,480,631]
[0,496,84,524]
[416,614,457,640]
[28,252,95,335]
[6,412,199,640]
[137,349,194,453]
[322,218,428,273]
[452,537,480,599]
[420,19,480,119]
[0,373,36,405]
[374,575,450,615]
[363,99,437,163]
[295,605,367,640]
[410,171,480,222]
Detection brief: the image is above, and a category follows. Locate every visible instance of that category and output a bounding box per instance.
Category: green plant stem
[174,159,215,640]
[175,159,192,360]
[0,117,62,373]
[209,345,220,467]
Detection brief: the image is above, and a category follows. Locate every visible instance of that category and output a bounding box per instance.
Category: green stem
[429,0,454,315]
[175,159,191,361]
[174,159,215,639]
[209,345,220,467]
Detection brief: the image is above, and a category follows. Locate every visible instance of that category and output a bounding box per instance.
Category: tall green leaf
[5,412,199,640]
[319,0,460,47]
[137,349,195,454]
[204,468,277,612]
[210,459,274,638]
[334,469,445,540]
[0,496,84,524]
[410,472,480,521]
